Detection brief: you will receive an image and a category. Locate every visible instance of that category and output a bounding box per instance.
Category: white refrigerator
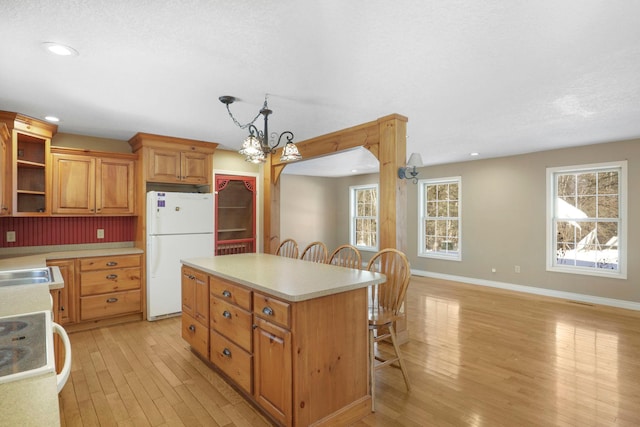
[146,191,214,320]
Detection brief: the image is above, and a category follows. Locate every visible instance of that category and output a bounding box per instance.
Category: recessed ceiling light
[45,116,60,123]
[351,169,358,173]
[42,42,79,56]
[470,152,479,157]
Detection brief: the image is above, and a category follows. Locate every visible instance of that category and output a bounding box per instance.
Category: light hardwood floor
[59,276,640,426]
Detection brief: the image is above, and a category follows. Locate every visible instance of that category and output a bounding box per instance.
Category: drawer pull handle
[188,324,196,332]
[222,310,232,319]
[106,261,118,266]
[106,274,118,280]
[106,297,118,303]
[222,348,232,357]
[222,290,231,298]
[262,306,274,316]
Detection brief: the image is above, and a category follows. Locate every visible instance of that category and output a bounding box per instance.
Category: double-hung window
[349,184,378,251]
[418,177,461,260]
[546,161,627,278]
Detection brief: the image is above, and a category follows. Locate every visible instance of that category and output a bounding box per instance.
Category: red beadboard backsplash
[0,216,136,247]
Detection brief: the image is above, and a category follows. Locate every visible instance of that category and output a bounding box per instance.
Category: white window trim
[349,184,379,252]
[418,176,462,261]
[546,161,627,279]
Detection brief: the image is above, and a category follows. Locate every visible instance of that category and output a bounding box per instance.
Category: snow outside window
[546,161,627,279]
[418,177,461,260]
[349,184,378,251]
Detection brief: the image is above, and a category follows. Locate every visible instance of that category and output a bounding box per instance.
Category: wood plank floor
[59,276,640,426]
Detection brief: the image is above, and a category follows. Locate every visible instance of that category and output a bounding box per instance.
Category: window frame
[546,161,627,279]
[349,184,379,252]
[418,176,462,261]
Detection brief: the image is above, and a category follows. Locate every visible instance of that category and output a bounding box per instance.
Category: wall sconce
[398,153,424,183]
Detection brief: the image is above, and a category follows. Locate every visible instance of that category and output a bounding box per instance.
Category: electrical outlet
[491,268,496,273]
[6,231,16,243]
[515,265,521,273]
[97,229,105,239]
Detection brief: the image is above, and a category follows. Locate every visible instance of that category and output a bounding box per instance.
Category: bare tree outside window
[548,161,626,278]
[350,185,378,250]
[419,177,461,260]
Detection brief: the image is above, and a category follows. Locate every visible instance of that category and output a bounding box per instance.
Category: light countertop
[0,246,143,427]
[0,283,60,427]
[181,253,385,302]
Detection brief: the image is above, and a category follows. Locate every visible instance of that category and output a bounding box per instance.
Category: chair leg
[369,327,376,412]
[388,324,411,391]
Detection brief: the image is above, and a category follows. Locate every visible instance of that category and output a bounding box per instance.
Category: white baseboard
[411,269,640,312]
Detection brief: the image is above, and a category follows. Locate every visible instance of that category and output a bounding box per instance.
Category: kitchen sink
[0,267,54,287]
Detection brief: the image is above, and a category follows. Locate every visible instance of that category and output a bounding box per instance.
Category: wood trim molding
[263,113,408,254]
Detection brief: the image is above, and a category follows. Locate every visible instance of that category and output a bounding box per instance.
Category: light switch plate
[97,229,104,239]
[6,231,16,243]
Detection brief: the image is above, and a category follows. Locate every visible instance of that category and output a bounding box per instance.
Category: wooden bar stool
[366,248,411,411]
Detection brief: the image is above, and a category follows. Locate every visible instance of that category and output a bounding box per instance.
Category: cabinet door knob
[106,261,118,266]
[106,274,118,280]
[222,348,232,357]
[222,310,232,319]
[222,290,232,298]
[262,306,274,316]
[106,297,118,303]
[188,324,196,332]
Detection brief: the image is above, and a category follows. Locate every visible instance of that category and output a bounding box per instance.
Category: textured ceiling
[1,1,639,176]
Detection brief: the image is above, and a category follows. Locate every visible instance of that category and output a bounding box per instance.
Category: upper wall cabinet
[51,147,137,216]
[0,124,10,216]
[0,111,58,216]
[128,133,218,187]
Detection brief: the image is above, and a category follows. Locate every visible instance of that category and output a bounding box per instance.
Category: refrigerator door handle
[148,235,161,277]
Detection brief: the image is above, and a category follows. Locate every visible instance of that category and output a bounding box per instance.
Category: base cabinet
[182,266,371,427]
[78,254,142,322]
[253,317,292,424]
[181,266,209,358]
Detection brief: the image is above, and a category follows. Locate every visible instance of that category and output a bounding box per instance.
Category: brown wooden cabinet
[209,276,253,394]
[0,124,10,216]
[48,259,77,326]
[147,147,210,184]
[50,147,136,215]
[253,316,292,425]
[128,133,217,187]
[215,174,256,255]
[78,254,142,321]
[181,266,209,357]
[48,259,76,375]
[182,261,372,427]
[0,111,57,216]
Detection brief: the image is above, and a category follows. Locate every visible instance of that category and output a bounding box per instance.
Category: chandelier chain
[224,96,269,130]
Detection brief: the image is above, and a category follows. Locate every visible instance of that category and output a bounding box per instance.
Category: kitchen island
[181,253,385,427]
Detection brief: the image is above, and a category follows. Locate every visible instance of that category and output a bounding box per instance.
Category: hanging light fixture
[219,95,302,164]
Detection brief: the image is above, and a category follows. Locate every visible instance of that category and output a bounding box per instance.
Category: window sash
[547,161,627,279]
[418,177,461,260]
[350,185,378,250]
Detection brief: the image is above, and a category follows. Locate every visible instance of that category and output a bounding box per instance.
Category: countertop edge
[181,255,385,302]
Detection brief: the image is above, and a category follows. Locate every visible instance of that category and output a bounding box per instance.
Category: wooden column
[263,114,409,341]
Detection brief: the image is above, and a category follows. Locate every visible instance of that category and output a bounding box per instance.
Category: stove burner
[0,321,28,337]
[0,346,29,374]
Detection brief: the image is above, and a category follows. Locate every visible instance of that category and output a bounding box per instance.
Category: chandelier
[219,95,302,164]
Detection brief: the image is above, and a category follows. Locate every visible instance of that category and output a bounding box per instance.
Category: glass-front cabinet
[215,175,256,255]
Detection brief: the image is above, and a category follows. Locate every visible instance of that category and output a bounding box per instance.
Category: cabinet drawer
[81,290,141,320]
[253,293,290,329]
[210,330,252,394]
[182,312,209,358]
[80,267,141,296]
[80,254,141,271]
[210,276,251,311]
[210,296,252,352]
